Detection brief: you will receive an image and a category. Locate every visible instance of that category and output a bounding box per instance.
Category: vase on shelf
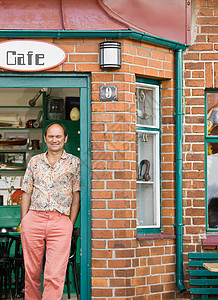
[17,222,21,232]
[7,194,13,205]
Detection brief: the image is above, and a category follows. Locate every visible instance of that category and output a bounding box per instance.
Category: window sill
[202,235,218,247]
[137,233,175,241]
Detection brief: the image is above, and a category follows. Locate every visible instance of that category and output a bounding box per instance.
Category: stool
[0,233,23,300]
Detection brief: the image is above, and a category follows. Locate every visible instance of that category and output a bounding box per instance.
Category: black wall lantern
[99,41,121,69]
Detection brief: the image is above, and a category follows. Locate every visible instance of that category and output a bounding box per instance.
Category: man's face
[44,124,68,152]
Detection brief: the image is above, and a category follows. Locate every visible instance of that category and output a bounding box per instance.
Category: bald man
[21,123,80,300]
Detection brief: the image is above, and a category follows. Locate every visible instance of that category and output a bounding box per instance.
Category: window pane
[136,85,158,127]
[136,132,154,181]
[136,131,160,228]
[207,142,218,228]
[136,184,155,226]
[207,93,218,136]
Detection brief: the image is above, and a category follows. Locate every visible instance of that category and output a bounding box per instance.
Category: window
[205,91,218,231]
[136,79,161,234]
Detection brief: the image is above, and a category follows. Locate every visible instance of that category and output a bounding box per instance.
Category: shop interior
[0,87,81,296]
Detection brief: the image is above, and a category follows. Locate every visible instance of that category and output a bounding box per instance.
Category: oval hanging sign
[0,40,66,72]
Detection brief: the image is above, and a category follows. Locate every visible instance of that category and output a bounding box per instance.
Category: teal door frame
[0,73,91,300]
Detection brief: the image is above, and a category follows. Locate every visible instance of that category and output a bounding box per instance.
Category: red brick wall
[0,36,178,298]
[48,37,177,299]
[183,0,218,294]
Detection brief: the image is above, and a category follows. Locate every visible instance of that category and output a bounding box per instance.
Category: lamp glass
[99,41,121,68]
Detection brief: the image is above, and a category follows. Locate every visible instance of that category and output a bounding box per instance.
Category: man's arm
[70,191,80,227]
[20,192,31,219]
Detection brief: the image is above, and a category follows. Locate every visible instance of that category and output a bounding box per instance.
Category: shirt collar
[42,150,67,165]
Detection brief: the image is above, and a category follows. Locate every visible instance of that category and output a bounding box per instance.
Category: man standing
[20,123,80,300]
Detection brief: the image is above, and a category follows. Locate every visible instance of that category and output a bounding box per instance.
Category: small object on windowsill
[138,159,151,181]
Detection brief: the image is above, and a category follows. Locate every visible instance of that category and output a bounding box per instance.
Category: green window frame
[205,89,218,232]
[136,78,161,234]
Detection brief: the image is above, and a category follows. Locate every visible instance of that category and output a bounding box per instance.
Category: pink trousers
[21,210,73,300]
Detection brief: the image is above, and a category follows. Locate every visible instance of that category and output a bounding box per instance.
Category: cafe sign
[0,40,66,72]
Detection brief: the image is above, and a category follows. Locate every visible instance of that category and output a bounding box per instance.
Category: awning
[0,0,190,44]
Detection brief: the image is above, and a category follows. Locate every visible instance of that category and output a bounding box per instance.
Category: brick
[92,103,105,112]
[91,190,113,199]
[137,47,152,57]
[132,277,145,286]
[92,220,106,228]
[92,113,113,122]
[150,247,165,256]
[91,200,106,209]
[148,59,162,69]
[91,161,106,169]
[92,123,105,131]
[115,269,135,277]
[76,63,100,72]
[115,171,133,179]
[202,53,218,60]
[92,210,113,219]
[150,284,163,293]
[92,269,114,277]
[107,123,130,132]
[185,62,204,70]
[92,133,112,141]
[75,43,98,53]
[106,103,130,112]
[114,230,134,239]
[69,53,98,62]
[206,62,213,88]
[115,191,133,199]
[114,210,133,219]
[108,259,131,268]
[92,278,108,287]
[115,288,135,297]
[108,240,132,249]
[108,220,130,228]
[92,289,113,297]
[147,275,160,285]
[62,64,75,72]
[107,142,130,151]
[92,152,114,160]
[92,259,107,268]
[91,230,113,239]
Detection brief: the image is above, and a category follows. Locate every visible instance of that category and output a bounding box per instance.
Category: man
[20,123,80,300]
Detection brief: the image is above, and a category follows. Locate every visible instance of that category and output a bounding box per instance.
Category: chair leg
[0,269,3,300]
[66,264,71,299]
[4,268,8,300]
[72,258,80,300]
[14,261,19,298]
[8,263,13,300]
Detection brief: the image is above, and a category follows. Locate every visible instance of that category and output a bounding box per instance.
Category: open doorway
[0,74,91,300]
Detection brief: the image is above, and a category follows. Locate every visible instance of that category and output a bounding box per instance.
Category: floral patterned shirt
[21,150,80,216]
